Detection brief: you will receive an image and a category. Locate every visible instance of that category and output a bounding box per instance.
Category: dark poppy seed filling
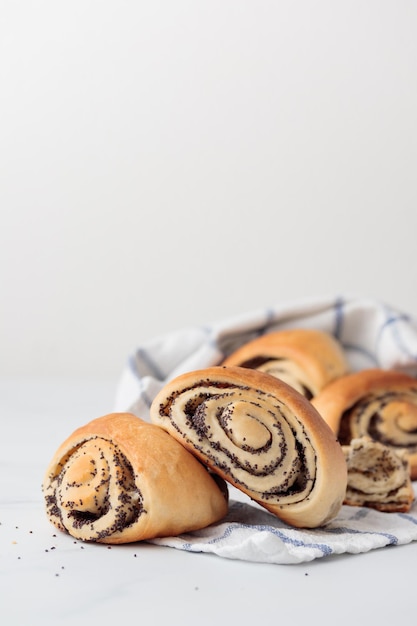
[45,438,144,541]
[234,356,314,400]
[161,378,317,505]
[239,356,273,369]
[70,509,102,528]
[338,411,353,445]
[342,436,415,512]
[337,390,417,452]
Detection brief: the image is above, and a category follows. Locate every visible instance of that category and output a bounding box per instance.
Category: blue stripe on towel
[333,296,345,340]
[341,342,379,366]
[138,387,153,409]
[325,525,398,545]
[126,360,154,407]
[328,508,399,544]
[376,312,417,361]
[398,513,417,526]
[132,347,166,381]
[258,308,277,336]
[182,523,333,556]
[128,354,140,378]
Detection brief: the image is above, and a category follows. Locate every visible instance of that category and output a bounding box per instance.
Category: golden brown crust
[312,368,417,479]
[150,366,347,529]
[43,412,228,544]
[222,329,349,397]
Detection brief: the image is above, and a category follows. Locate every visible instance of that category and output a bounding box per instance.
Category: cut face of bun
[342,436,414,513]
[222,328,349,398]
[150,366,347,529]
[43,413,229,543]
[312,368,417,479]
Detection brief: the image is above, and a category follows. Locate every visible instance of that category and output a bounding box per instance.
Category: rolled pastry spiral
[312,368,417,479]
[150,366,347,528]
[342,437,414,513]
[43,413,228,543]
[222,328,349,399]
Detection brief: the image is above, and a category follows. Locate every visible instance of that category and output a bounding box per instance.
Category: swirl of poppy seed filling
[160,380,316,505]
[238,356,314,399]
[342,437,414,512]
[338,390,417,454]
[44,437,143,542]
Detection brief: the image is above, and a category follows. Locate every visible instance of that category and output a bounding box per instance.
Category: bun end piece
[312,368,417,479]
[151,366,347,529]
[43,413,229,544]
[343,437,414,513]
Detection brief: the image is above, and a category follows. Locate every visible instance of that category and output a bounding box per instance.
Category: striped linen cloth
[149,492,417,564]
[114,294,417,564]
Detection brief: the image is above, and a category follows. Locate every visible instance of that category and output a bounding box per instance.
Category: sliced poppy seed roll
[150,366,347,529]
[222,328,349,399]
[312,368,417,479]
[43,412,228,543]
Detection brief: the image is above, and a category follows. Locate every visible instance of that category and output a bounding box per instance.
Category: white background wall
[1,1,417,380]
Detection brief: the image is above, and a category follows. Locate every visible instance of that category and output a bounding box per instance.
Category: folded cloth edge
[114,294,417,420]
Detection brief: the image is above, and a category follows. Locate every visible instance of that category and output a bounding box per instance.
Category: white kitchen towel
[114,293,417,419]
[149,491,417,564]
[114,293,417,564]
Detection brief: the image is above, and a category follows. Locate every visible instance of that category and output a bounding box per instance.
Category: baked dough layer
[222,328,348,398]
[151,366,347,528]
[343,437,414,513]
[312,368,417,479]
[43,412,228,543]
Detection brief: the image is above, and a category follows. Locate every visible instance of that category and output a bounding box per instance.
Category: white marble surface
[2,377,417,626]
